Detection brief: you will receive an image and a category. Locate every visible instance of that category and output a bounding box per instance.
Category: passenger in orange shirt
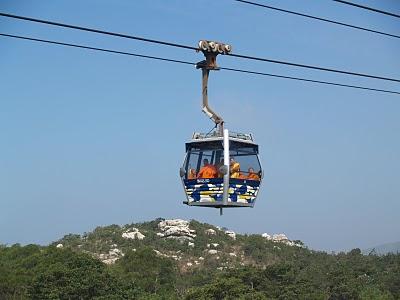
[238,172,247,179]
[197,159,218,179]
[247,167,260,181]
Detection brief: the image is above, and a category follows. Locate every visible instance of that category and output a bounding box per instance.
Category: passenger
[230,158,241,178]
[197,159,218,179]
[238,171,247,180]
[247,167,260,181]
[188,168,197,179]
[215,159,224,178]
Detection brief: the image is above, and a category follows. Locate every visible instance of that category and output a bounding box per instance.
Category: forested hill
[1,218,399,299]
[363,241,400,256]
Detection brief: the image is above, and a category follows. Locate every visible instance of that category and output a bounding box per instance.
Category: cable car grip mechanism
[196,40,232,135]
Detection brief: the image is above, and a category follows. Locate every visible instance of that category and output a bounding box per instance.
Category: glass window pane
[184,148,223,179]
[229,149,261,179]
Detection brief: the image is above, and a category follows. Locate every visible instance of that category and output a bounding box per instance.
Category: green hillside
[1,218,399,299]
[363,241,400,256]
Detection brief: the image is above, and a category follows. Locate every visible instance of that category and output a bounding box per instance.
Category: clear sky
[0,0,399,252]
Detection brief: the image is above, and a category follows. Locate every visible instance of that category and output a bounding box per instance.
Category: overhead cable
[0,33,194,66]
[234,0,400,39]
[0,12,399,84]
[333,0,400,19]
[219,66,400,95]
[0,12,197,51]
[1,33,399,96]
[227,53,400,83]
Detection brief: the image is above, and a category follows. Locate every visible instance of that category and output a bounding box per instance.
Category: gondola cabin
[180,129,262,212]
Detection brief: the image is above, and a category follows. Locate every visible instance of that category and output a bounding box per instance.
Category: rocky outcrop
[97,247,124,265]
[157,219,196,242]
[122,228,145,240]
[205,229,216,235]
[225,230,236,240]
[261,233,271,239]
[262,233,302,247]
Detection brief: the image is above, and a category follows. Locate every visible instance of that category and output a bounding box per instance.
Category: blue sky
[0,0,399,251]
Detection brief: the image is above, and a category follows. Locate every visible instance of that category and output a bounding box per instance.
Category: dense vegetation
[1,219,399,299]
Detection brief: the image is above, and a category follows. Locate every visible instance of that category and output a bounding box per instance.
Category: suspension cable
[333,0,400,19]
[1,32,399,96]
[234,0,400,39]
[0,12,399,83]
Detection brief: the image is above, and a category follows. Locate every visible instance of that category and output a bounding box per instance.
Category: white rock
[208,249,218,255]
[229,252,237,257]
[103,258,118,265]
[262,232,302,247]
[98,248,123,265]
[56,243,63,248]
[199,256,205,261]
[194,260,200,265]
[261,233,271,239]
[225,230,236,240]
[158,219,196,240]
[188,242,195,248]
[109,248,123,257]
[272,233,288,242]
[122,228,145,240]
[163,227,196,239]
[212,243,219,248]
[205,228,216,235]
[159,219,189,228]
[186,262,193,267]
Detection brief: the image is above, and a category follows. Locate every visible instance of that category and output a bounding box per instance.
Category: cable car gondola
[179,40,263,215]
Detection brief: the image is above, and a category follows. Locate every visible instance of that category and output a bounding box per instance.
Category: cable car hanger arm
[196,40,232,134]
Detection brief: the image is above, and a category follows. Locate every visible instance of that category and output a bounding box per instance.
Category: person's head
[248,167,254,173]
[203,158,209,166]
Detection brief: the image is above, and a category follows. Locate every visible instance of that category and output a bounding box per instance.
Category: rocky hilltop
[54,218,304,270]
[2,218,399,299]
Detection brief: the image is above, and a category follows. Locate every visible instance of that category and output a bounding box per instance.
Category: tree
[113,247,177,296]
